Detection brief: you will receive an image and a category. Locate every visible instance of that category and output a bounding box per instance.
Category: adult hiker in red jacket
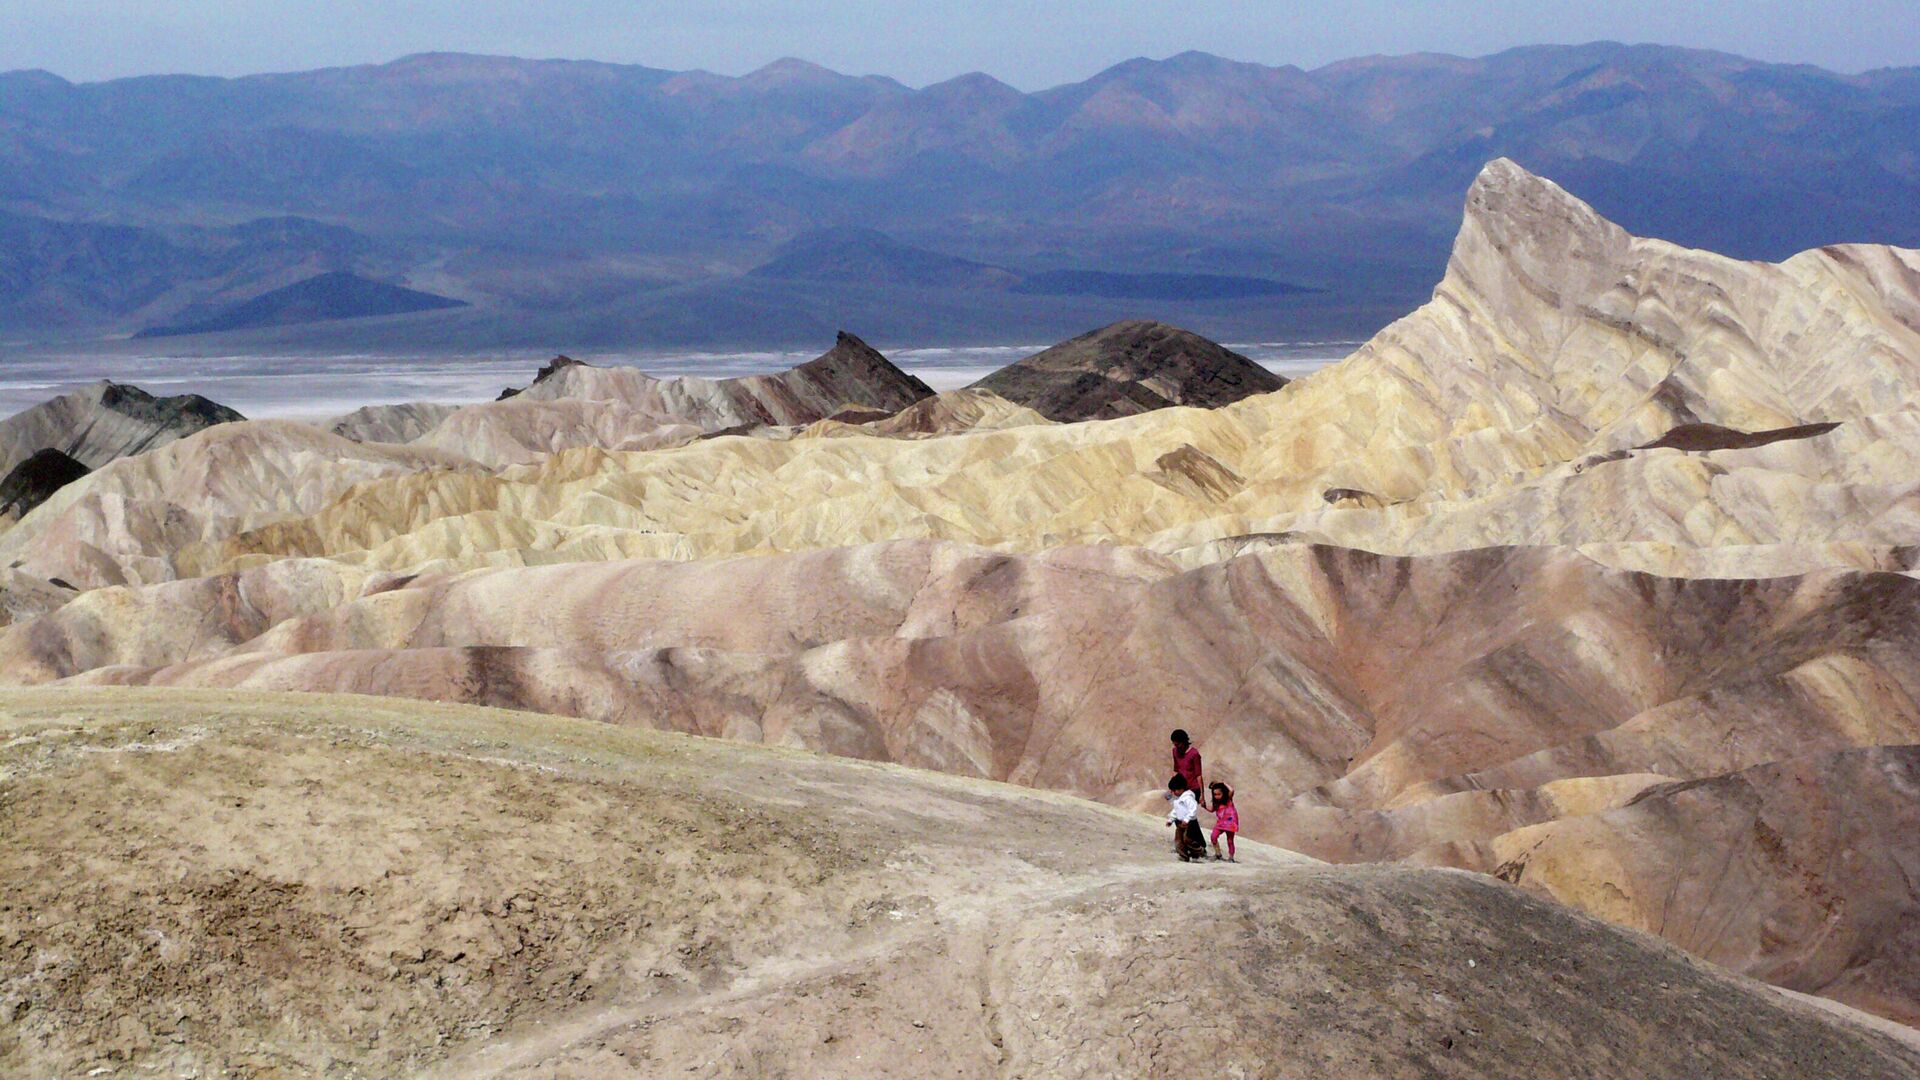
[1171,728,1207,811]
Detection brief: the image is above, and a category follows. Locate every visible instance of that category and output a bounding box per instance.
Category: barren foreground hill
[2,688,1915,1078]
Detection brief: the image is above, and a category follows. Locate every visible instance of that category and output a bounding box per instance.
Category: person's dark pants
[1174,819,1207,860]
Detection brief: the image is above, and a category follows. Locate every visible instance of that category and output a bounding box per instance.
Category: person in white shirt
[1164,775,1207,861]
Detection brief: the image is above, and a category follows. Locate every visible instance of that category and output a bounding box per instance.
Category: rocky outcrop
[0,381,243,477]
[512,331,931,425]
[0,448,88,522]
[971,319,1286,421]
[493,354,584,399]
[1638,422,1844,452]
[1266,157,1920,489]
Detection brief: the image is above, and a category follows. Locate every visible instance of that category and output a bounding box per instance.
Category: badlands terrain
[4,158,1920,1071]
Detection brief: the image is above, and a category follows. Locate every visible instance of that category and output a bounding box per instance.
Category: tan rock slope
[1488,746,1920,1026]
[842,386,1050,436]
[3,688,1915,1078]
[326,401,459,443]
[513,333,934,424]
[0,420,474,588]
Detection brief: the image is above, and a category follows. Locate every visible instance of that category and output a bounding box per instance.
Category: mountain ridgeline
[5,42,1920,346]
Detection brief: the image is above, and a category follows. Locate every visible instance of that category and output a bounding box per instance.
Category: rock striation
[16,538,1920,1023]
[1487,746,1920,1026]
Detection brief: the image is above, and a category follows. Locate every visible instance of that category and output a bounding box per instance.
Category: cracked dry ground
[2,688,1916,1078]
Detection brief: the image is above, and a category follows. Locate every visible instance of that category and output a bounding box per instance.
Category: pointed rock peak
[1461,158,1625,250]
[745,57,844,86]
[529,354,587,385]
[1469,158,1579,208]
[497,354,588,399]
[94,382,244,426]
[1449,159,1631,290]
[792,332,934,401]
[923,71,1023,103]
[807,330,894,373]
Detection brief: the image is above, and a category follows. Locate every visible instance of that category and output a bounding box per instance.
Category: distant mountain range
[4,42,1919,349]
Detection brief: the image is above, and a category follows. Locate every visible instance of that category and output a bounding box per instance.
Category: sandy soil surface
[2,686,1916,1078]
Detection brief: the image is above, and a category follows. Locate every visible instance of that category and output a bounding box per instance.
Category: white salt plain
[0,342,1358,420]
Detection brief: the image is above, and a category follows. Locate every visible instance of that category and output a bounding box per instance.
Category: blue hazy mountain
[134,272,466,338]
[4,43,1918,347]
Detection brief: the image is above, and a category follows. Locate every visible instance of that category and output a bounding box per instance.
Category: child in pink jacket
[1209,782,1238,862]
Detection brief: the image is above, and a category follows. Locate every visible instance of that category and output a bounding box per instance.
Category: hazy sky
[4,1,1917,88]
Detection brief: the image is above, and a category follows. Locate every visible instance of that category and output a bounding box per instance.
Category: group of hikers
[1162,728,1237,862]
